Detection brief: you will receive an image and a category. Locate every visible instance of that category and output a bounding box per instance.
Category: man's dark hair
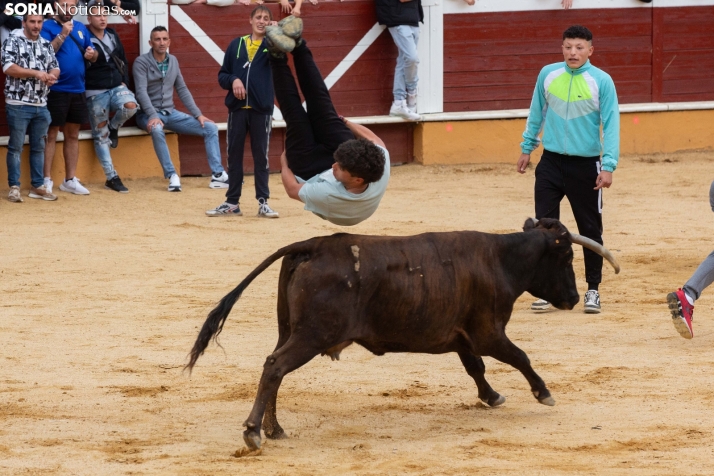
[250,4,272,20]
[151,26,168,37]
[333,139,385,184]
[563,25,592,42]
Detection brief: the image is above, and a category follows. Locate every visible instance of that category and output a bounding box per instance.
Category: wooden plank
[663,78,714,96]
[448,36,651,57]
[445,52,651,73]
[653,7,665,102]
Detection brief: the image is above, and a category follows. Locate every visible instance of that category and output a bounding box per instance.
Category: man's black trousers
[226,108,271,205]
[270,40,354,180]
[535,149,604,285]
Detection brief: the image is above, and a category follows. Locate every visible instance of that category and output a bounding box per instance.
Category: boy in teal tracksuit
[517,24,620,314]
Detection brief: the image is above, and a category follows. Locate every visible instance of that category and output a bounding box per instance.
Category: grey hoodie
[132,50,201,121]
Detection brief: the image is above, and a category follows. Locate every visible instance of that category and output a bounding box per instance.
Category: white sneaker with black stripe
[209,171,229,189]
[257,198,279,218]
[531,299,552,311]
[206,201,242,217]
[168,174,182,192]
[584,290,601,314]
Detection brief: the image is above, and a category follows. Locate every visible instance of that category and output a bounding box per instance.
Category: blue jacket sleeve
[218,39,239,91]
[599,75,620,172]
[520,69,548,154]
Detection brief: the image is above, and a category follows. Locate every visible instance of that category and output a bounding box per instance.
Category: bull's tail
[185,241,313,373]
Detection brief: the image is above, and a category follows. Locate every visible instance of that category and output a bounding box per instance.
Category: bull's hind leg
[488,337,555,406]
[243,337,320,450]
[458,351,505,407]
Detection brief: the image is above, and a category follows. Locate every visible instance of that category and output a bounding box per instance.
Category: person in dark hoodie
[84,0,136,193]
[207,5,278,217]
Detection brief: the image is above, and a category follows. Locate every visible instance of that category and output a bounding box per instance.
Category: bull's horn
[569,233,621,274]
[527,217,538,226]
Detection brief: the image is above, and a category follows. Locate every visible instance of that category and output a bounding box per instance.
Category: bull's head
[522,218,620,310]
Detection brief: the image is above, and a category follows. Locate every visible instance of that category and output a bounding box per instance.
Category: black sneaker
[108,125,119,149]
[105,175,129,193]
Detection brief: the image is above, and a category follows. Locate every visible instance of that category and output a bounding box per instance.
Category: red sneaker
[667,289,694,339]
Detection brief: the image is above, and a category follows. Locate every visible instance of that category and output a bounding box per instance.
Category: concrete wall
[414,109,714,166]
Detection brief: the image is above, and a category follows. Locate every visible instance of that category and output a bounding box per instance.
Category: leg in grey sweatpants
[683,180,714,301]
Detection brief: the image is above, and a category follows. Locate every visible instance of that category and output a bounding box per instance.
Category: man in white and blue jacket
[209,5,278,218]
[517,25,620,315]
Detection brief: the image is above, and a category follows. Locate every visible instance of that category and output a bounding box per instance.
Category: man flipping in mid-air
[266,16,390,226]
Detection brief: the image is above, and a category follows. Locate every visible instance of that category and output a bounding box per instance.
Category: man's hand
[146,117,164,131]
[232,78,246,100]
[463,0,476,5]
[35,71,55,86]
[61,20,73,36]
[84,46,95,60]
[280,150,288,169]
[279,0,293,13]
[594,171,613,190]
[517,153,531,174]
[562,0,573,9]
[197,115,215,128]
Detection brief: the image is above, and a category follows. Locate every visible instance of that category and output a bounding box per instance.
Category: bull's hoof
[243,430,262,450]
[480,394,506,407]
[532,390,556,406]
[264,427,287,440]
[538,396,556,406]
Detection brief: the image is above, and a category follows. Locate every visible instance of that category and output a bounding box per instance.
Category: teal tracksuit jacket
[520,60,620,172]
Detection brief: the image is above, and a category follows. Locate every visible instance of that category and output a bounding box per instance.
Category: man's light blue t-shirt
[297,145,390,226]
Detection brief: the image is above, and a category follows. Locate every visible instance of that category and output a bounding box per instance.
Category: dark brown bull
[186,218,619,451]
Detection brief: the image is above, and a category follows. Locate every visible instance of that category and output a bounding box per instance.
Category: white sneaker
[168,173,182,192]
[257,199,279,218]
[8,185,23,202]
[44,177,54,194]
[209,171,229,189]
[407,91,417,113]
[531,299,552,311]
[389,99,421,121]
[584,290,601,314]
[59,177,90,195]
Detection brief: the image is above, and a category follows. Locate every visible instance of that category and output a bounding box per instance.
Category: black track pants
[534,149,604,284]
[226,108,271,204]
[270,40,354,180]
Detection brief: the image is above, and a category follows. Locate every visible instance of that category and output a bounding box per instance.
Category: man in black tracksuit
[209,5,278,217]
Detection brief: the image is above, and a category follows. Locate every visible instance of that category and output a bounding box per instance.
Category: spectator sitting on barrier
[84,0,136,193]
[266,16,390,226]
[41,0,98,196]
[207,5,279,217]
[133,25,228,192]
[3,13,60,202]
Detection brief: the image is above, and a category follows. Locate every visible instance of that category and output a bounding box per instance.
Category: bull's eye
[555,239,560,244]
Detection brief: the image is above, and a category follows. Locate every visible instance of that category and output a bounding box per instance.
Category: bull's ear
[523,217,538,231]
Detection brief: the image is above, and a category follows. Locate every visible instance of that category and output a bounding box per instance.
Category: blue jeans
[388,25,420,101]
[87,85,137,180]
[5,104,51,188]
[136,109,224,178]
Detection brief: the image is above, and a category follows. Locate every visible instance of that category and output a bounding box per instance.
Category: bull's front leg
[457,351,506,407]
[487,338,555,406]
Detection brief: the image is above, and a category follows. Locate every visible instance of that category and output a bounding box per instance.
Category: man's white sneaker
[59,177,90,195]
[8,185,23,202]
[209,171,229,189]
[531,299,552,311]
[44,177,54,194]
[258,198,279,218]
[389,99,420,121]
[168,174,182,192]
[584,290,601,314]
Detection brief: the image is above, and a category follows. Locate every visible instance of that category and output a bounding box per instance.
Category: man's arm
[132,56,159,121]
[595,76,620,190]
[173,61,203,118]
[341,117,386,148]
[217,40,239,91]
[517,69,548,173]
[280,151,304,201]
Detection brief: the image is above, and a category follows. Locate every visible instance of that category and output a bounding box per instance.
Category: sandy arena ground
[2,150,714,475]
